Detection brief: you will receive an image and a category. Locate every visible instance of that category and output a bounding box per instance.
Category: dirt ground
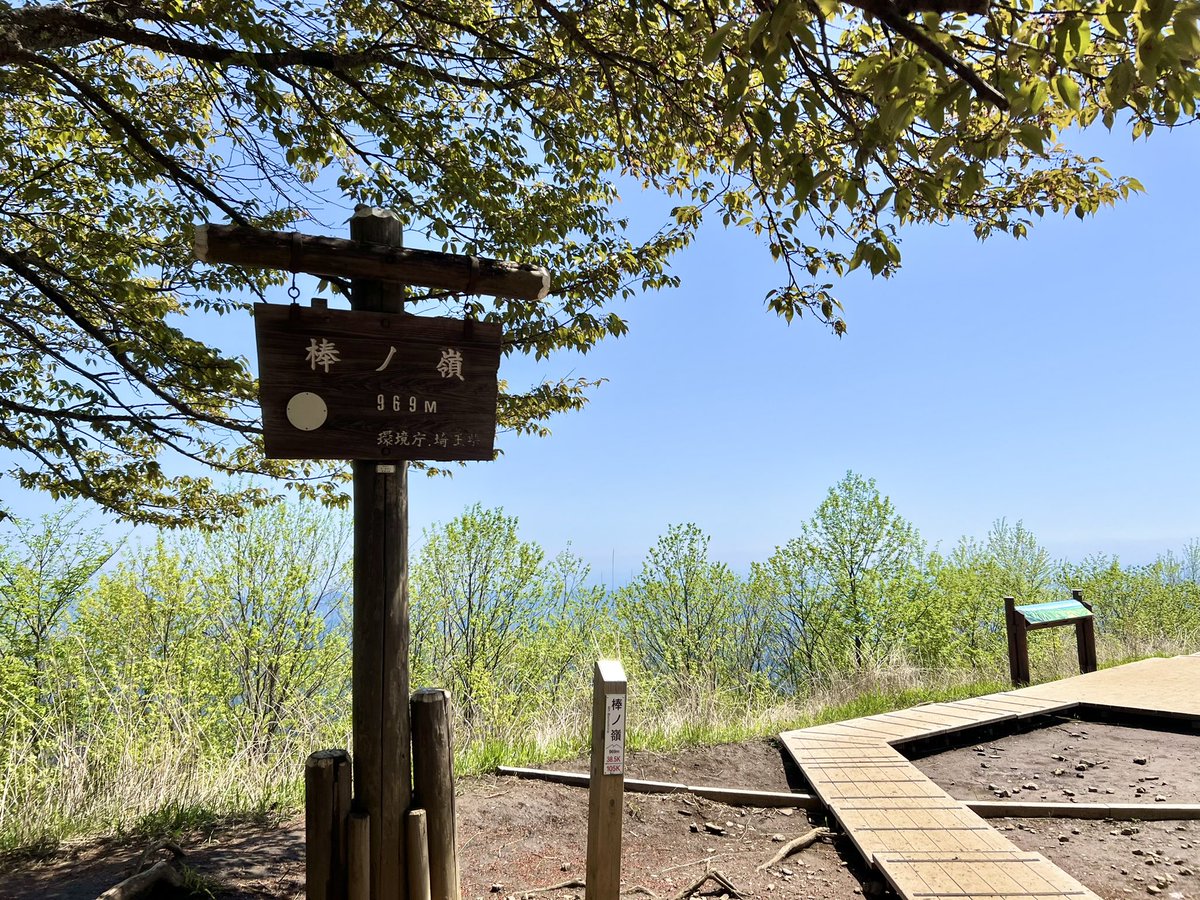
[2,717,1198,900]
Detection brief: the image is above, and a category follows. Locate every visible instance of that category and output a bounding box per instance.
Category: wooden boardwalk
[779,653,1200,900]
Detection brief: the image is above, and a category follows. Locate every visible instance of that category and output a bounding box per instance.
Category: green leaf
[1033,80,1051,112]
[702,21,736,64]
[1106,61,1135,106]
[753,105,775,139]
[732,142,755,170]
[1016,123,1046,154]
[1071,17,1094,58]
[1099,0,1129,37]
[1056,74,1082,110]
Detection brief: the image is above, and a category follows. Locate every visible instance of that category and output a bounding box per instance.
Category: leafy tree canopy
[1,0,1194,525]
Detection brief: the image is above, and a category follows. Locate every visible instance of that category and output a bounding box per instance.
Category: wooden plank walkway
[1010,654,1200,718]
[780,653,1200,900]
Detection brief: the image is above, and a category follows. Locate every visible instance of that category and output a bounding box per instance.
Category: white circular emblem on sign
[286,392,328,431]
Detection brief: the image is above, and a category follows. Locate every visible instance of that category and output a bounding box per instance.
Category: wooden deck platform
[779,653,1200,900]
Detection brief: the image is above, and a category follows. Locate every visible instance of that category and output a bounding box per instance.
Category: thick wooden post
[586,660,627,900]
[411,688,460,900]
[351,206,411,900]
[1072,589,1098,674]
[1003,596,1030,687]
[306,749,352,900]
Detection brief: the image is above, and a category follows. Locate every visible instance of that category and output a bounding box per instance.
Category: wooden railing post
[586,660,627,900]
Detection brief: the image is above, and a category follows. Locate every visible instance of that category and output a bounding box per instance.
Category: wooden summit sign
[198,210,539,900]
[254,303,501,461]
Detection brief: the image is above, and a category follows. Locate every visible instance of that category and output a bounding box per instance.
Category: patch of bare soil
[455,751,869,900]
[914,717,1200,900]
[0,741,871,900]
[3,721,1198,900]
[0,821,308,900]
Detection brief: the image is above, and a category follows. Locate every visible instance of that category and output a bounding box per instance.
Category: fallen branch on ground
[657,855,717,875]
[518,877,586,897]
[670,869,742,900]
[496,767,819,809]
[97,860,183,899]
[757,827,831,871]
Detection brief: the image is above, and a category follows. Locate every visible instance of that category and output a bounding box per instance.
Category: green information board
[1014,599,1092,625]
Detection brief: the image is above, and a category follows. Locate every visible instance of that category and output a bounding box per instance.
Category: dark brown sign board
[253,303,501,460]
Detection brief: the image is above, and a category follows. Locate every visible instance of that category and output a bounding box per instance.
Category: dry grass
[0,690,339,852]
[2,633,1194,852]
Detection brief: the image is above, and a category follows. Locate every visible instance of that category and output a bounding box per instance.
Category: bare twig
[519,877,586,898]
[656,855,718,875]
[757,827,832,871]
[670,869,742,900]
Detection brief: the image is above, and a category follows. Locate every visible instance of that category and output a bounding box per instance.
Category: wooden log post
[411,688,460,900]
[1003,596,1020,687]
[306,749,352,900]
[1072,589,1098,674]
[407,809,433,900]
[586,660,627,900]
[350,206,411,900]
[348,811,372,900]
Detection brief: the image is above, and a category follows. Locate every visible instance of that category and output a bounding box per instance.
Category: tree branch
[0,3,537,91]
[836,0,1008,108]
[0,245,255,433]
[19,51,250,223]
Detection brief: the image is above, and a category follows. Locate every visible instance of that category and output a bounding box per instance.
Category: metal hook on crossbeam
[286,233,303,306]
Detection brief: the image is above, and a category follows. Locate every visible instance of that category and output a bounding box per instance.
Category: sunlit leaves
[0,0,1196,522]
[410,504,608,726]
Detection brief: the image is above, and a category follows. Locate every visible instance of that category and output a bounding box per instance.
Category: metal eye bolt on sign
[195,207,547,900]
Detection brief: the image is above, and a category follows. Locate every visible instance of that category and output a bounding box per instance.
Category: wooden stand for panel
[1004,590,1097,687]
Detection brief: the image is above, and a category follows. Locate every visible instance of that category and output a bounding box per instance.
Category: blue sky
[411,124,1200,580]
[4,125,1197,582]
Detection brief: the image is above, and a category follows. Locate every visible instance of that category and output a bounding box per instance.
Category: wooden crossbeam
[195,223,551,300]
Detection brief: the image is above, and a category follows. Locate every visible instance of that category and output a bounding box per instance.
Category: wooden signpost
[586,660,627,900]
[348,209,410,900]
[195,206,547,900]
